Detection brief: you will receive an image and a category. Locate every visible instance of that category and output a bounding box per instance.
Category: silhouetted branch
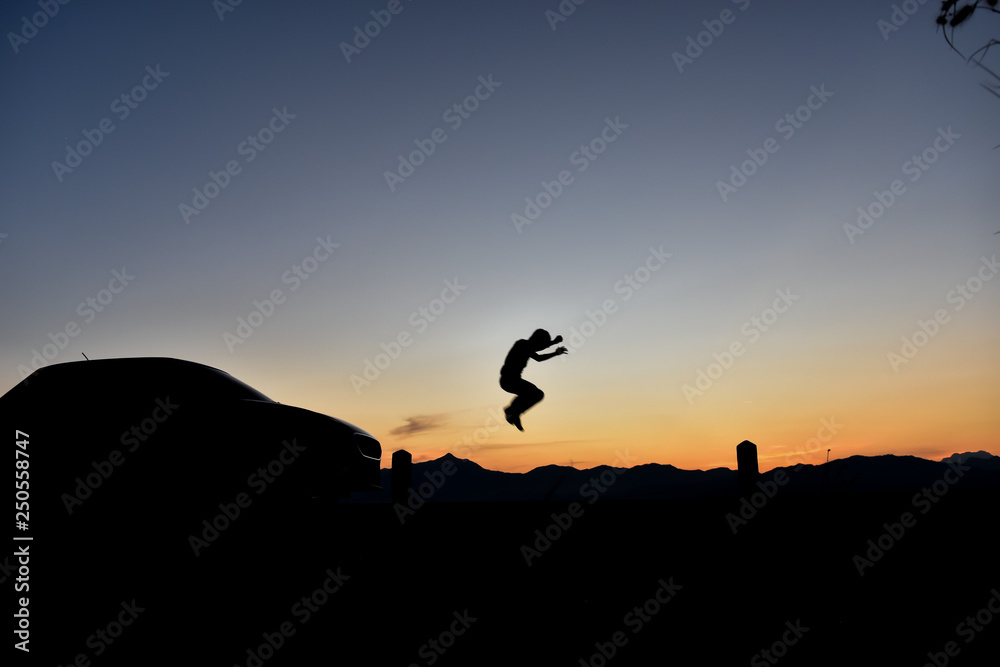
[936,2,1000,146]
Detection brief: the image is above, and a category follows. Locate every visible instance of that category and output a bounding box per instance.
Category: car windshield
[198,367,273,402]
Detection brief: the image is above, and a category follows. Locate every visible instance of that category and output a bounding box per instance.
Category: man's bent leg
[507,378,543,415]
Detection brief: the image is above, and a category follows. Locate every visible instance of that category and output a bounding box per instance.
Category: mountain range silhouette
[351,450,1000,503]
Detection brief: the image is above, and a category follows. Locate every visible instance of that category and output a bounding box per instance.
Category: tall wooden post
[737,440,759,497]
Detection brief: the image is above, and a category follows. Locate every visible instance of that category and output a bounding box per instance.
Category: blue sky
[2,0,998,472]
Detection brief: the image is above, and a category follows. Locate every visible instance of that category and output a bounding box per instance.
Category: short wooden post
[391,449,412,505]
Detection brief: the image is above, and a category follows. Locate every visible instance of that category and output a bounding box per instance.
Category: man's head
[528,329,552,350]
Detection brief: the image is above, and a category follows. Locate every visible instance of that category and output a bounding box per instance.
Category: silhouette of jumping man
[500,329,567,431]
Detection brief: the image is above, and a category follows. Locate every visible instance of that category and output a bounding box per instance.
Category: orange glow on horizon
[217,331,998,477]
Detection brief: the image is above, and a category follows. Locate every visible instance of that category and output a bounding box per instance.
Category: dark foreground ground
[20,487,1000,666]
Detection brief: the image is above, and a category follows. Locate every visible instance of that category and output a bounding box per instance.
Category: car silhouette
[3,356,383,661]
[3,356,381,512]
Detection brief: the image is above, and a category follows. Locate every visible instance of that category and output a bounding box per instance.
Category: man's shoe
[505,407,524,431]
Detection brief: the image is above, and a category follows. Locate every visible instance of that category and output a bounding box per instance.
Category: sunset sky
[2,0,997,473]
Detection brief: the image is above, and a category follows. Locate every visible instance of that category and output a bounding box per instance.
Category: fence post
[392,449,412,506]
[737,440,759,496]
